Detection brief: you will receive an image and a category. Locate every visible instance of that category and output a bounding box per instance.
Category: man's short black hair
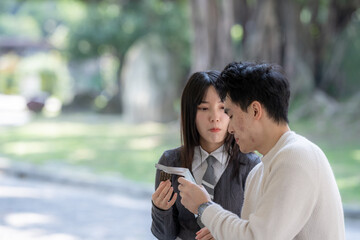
[216,62,290,124]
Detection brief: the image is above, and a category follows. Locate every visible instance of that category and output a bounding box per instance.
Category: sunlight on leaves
[17,123,90,137]
[68,148,96,162]
[351,149,360,162]
[127,136,161,150]
[337,175,360,189]
[300,7,311,24]
[132,122,167,135]
[231,24,244,42]
[2,141,58,155]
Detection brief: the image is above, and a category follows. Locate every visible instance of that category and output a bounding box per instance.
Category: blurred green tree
[0,0,190,113]
[66,0,190,112]
[0,0,72,101]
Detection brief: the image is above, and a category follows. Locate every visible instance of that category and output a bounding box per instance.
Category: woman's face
[195,86,230,153]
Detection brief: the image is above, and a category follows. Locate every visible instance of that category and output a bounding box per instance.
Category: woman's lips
[210,128,221,132]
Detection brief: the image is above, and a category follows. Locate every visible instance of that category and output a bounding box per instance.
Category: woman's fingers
[161,187,177,208]
[152,181,166,200]
[158,180,172,199]
[167,192,177,207]
[164,186,178,204]
[152,180,177,210]
[163,185,174,202]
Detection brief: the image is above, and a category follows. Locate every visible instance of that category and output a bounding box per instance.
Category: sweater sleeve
[150,150,179,240]
[202,151,319,240]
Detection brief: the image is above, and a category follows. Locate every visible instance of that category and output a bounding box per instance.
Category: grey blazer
[151,147,260,240]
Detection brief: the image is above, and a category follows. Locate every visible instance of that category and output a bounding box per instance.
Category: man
[178,62,345,240]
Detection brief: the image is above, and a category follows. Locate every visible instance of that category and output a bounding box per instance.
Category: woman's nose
[210,110,220,122]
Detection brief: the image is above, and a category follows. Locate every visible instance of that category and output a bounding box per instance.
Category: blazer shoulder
[158,146,182,166]
[237,152,261,167]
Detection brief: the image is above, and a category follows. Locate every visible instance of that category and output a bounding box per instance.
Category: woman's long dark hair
[180,71,240,174]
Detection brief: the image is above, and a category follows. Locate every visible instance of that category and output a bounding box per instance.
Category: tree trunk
[243,0,282,64]
[318,0,358,96]
[102,53,124,113]
[189,0,360,99]
[189,0,234,72]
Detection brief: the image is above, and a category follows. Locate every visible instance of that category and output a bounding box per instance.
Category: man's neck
[260,123,290,156]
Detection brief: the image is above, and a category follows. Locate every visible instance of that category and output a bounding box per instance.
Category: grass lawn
[0,112,359,205]
[0,113,180,184]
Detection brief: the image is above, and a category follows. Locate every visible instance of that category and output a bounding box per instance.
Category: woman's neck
[200,141,224,154]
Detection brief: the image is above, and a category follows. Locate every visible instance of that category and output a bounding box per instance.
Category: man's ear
[251,101,262,120]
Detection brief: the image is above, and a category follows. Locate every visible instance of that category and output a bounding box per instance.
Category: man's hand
[178,177,211,214]
[152,180,177,210]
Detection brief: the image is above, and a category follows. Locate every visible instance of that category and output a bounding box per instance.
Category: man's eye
[229,115,233,119]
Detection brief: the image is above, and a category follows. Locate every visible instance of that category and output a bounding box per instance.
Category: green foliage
[40,70,57,94]
[67,1,146,59]
[0,0,68,39]
[145,0,191,69]
[0,14,41,39]
[0,0,190,110]
[0,78,17,94]
[16,52,73,102]
[66,0,190,68]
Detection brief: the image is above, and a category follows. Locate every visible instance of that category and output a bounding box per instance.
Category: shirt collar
[192,145,228,171]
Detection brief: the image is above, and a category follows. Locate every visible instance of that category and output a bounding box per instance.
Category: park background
[0,0,359,235]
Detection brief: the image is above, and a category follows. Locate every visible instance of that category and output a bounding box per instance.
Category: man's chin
[239,145,250,153]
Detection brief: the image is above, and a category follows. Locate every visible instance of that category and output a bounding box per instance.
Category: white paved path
[0,174,156,240]
[0,173,359,240]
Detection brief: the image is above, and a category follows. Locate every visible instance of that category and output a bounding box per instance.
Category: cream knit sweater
[202,131,345,240]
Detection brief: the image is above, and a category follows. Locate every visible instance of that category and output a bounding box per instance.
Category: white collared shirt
[191,145,229,185]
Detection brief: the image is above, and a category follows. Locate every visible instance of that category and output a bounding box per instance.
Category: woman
[151,71,260,240]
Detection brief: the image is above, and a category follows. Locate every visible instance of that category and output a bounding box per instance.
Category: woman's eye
[198,107,208,111]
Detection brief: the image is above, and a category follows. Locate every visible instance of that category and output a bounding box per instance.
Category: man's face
[224,98,255,153]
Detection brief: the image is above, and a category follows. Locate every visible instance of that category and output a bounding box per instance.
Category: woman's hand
[152,180,177,210]
[196,227,215,240]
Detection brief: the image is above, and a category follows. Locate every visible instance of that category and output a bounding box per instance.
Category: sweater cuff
[201,203,223,226]
[151,201,173,216]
